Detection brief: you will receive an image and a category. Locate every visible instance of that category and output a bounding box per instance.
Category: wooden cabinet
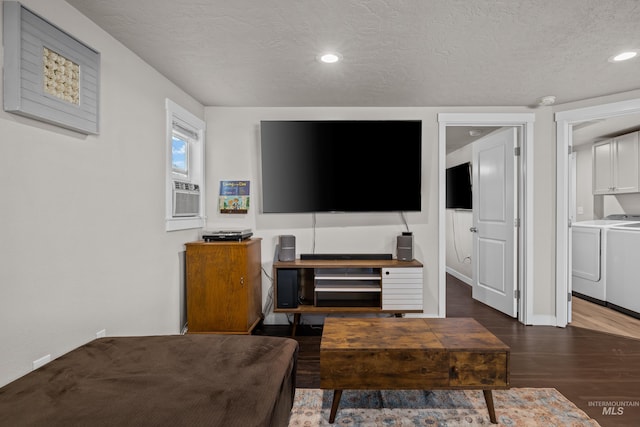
[186,238,262,334]
[593,131,640,195]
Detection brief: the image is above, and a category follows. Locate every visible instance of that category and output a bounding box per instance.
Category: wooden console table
[273,258,423,335]
[320,317,510,424]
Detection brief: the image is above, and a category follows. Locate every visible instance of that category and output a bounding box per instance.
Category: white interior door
[472,127,518,317]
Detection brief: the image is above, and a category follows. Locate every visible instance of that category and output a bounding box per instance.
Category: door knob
[469,227,478,233]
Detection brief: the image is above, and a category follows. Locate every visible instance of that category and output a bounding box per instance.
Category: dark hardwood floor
[258,275,640,426]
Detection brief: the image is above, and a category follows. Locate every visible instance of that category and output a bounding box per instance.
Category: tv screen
[260,120,422,213]
[446,162,472,209]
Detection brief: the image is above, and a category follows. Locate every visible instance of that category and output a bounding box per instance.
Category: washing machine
[571,214,640,303]
[605,222,640,317]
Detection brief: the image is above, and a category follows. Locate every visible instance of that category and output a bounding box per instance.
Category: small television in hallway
[446,162,472,210]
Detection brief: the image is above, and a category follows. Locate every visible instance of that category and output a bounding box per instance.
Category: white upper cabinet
[592,131,640,195]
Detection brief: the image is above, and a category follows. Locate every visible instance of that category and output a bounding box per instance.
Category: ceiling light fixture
[468,130,482,137]
[609,51,638,62]
[317,52,342,64]
[537,95,556,106]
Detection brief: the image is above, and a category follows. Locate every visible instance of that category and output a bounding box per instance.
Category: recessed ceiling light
[609,51,638,62]
[317,52,342,64]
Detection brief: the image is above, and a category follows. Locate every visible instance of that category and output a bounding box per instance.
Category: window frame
[165,99,206,231]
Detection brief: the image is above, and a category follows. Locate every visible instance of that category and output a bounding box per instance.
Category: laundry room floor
[571,297,640,340]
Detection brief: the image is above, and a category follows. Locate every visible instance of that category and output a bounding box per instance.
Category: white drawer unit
[382,267,423,310]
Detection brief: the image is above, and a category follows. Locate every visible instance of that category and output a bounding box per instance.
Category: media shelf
[273,258,423,335]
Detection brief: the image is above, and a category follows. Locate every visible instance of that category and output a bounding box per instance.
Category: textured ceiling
[66,0,640,108]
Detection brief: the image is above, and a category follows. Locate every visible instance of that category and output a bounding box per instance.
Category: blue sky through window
[172,136,188,174]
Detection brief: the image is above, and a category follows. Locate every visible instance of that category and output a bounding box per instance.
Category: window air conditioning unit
[173,181,200,217]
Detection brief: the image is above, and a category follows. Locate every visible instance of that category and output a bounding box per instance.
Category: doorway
[438,113,535,324]
[555,98,640,327]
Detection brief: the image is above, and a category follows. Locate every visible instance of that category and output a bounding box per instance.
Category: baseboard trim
[446,267,472,286]
[529,314,557,326]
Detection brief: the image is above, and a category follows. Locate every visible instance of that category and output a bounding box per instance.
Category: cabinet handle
[240,277,245,287]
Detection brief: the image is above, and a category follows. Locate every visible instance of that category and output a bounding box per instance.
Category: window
[165,99,205,231]
[171,134,189,177]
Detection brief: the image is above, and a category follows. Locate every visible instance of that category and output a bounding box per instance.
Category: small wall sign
[219,180,250,214]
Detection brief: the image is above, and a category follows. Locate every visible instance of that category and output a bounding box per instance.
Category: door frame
[555,98,640,327]
[438,113,535,324]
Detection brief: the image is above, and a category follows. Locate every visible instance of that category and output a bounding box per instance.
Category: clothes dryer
[605,222,640,317]
[571,215,640,303]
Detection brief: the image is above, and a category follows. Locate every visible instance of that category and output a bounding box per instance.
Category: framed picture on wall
[3,2,100,134]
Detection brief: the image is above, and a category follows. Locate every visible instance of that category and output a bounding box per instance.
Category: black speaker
[278,235,296,261]
[276,269,298,308]
[397,232,414,261]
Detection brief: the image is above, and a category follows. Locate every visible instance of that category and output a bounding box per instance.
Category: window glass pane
[172,134,188,175]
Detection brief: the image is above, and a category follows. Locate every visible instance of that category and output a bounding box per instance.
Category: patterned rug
[289,388,600,426]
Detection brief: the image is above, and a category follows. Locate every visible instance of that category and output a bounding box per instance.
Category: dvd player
[202,229,253,242]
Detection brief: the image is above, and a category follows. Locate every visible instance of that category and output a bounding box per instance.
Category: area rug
[289,388,600,426]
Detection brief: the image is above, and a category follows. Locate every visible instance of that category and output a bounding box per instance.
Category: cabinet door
[592,140,613,195]
[382,267,423,310]
[222,245,251,331]
[613,132,639,193]
[187,244,249,332]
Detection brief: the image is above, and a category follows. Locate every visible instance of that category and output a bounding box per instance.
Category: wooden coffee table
[320,317,510,424]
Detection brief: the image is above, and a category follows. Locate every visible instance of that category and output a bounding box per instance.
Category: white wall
[529,107,557,320]
[574,143,596,221]
[445,210,472,282]
[603,193,640,216]
[0,0,204,387]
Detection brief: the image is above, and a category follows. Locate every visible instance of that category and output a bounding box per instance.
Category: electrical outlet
[96,329,106,338]
[32,354,51,370]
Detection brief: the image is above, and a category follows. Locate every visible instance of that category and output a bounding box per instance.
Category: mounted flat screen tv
[260,120,422,213]
[446,162,472,209]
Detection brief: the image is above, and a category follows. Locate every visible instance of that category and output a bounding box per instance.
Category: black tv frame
[260,120,422,213]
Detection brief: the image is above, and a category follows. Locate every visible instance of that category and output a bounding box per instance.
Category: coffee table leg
[482,390,497,424]
[328,389,342,423]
